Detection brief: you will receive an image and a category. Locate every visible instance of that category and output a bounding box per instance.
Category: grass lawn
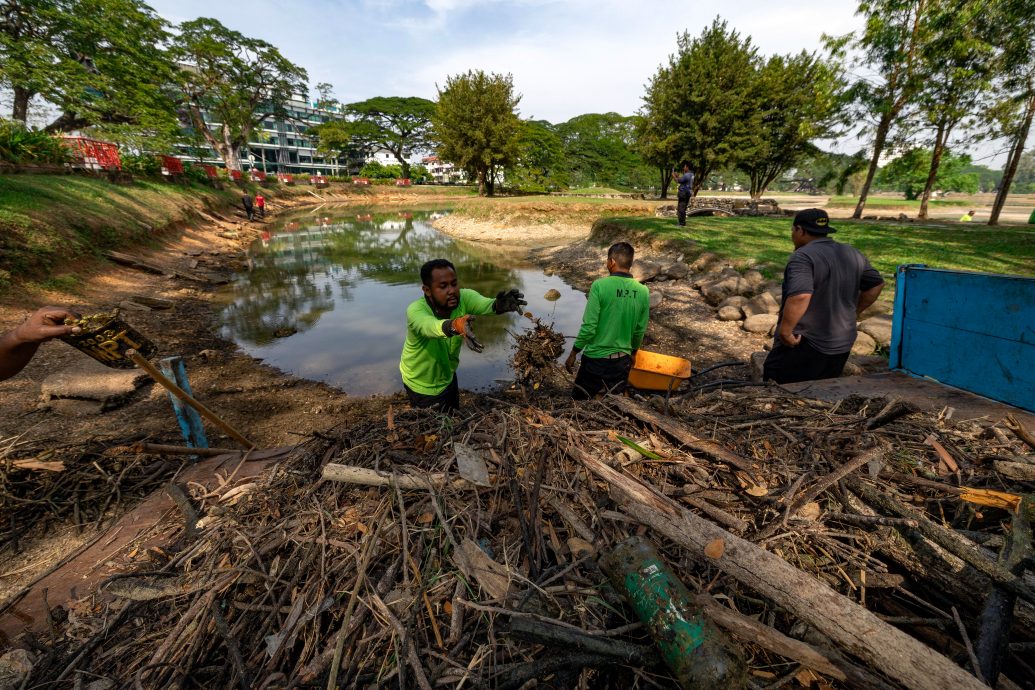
[0,174,242,295]
[566,186,629,195]
[604,215,1035,298]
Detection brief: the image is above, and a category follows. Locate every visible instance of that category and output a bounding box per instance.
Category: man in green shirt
[400,259,526,412]
[564,242,650,399]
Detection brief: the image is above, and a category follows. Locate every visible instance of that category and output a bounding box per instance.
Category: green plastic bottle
[601,536,746,690]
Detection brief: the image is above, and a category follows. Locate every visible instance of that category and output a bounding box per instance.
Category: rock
[0,649,35,688]
[743,314,779,334]
[198,349,220,360]
[750,351,768,383]
[690,252,720,272]
[858,314,893,348]
[649,290,663,309]
[701,276,752,305]
[663,262,689,280]
[842,362,865,377]
[118,300,152,312]
[40,359,148,410]
[852,331,878,356]
[44,398,106,415]
[718,295,748,309]
[742,291,780,318]
[631,260,661,283]
[691,272,719,289]
[717,305,744,321]
[743,270,765,288]
[544,288,562,301]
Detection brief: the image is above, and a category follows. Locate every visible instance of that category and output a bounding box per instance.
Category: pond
[217,207,587,395]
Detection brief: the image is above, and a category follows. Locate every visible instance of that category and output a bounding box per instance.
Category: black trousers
[572,354,632,400]
[763,338,850,384]
[404,374,460,413]
[676,192,691,226]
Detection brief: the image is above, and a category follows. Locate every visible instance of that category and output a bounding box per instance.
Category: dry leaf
[443,601,453,615]
[745,485,768,497]
[798,502,821,520]
[795,668,821,687]
[386,404,395,430]
[567,537,596,558]
[11,459,66,472]
[704,538,725,559]
[417,512,435,525]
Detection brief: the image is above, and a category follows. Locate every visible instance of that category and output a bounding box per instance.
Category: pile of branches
[0,437,181,553]
[22,389,1035,689]
[510,318,566,389]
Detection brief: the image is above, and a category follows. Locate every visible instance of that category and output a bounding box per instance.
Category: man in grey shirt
[672,163,694,227]
[763,209,884,384]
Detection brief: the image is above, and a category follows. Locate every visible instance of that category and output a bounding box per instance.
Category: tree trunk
[918,123,948,219]
[11,86,32,124]
[477,169,486,196]
[989,90,1035,226]
[853,113,893,219]
[658,166,671,200]
[219,125,242,172]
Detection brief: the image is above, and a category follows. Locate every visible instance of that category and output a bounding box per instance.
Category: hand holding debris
[451,314,484,353]
[13,306,78,343]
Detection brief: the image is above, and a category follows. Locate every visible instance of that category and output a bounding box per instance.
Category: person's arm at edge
[408,302,452,339]
[566,283,600,371]
[777,293,811,347]
[0,307,76,381]
[857,284,884,316]
[631,288,649,354]
[463,288,497,316]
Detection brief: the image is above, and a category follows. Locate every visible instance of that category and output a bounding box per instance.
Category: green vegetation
[345,97,436,179]
[0,175,239,295]
[876,149,979,200]
[433,70,522,196]
[0,121,69,165]
[600,215,1035,295]
[826,196,971,209]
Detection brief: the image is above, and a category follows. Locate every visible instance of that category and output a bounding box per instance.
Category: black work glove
[494,288,527,314]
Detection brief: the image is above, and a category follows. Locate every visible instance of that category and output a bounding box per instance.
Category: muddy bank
[0,189,476,602]
[431,212,590,248]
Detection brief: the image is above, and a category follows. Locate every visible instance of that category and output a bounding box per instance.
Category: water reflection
[219,208,586,394]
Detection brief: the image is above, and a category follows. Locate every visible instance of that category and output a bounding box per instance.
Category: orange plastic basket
[627,350,692,391]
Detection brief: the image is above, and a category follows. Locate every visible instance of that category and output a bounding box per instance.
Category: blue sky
[148,1,859,122]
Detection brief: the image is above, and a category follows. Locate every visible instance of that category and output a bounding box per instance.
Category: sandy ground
[431,214,592,249]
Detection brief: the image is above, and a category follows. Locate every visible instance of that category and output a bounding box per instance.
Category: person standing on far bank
[763,209,884,384]
[242,194,254,221]
[672,163,694,227]
[565,242,650,399]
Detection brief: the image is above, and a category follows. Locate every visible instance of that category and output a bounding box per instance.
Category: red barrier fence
[161,156,184,175]
[60,137,121,171]
[395,178,412,186]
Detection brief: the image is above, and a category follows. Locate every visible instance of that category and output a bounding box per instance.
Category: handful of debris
[510,317,566,388]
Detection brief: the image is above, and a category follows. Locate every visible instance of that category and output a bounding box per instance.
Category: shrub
[121,153,163,177]
[183,164,211,184]
[0,120,69,165]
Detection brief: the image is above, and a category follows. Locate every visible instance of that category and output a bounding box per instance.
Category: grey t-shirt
[778,238,883,354]
[677,172,694,196]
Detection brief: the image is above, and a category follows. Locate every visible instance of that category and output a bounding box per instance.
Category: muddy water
[217,208,585,395]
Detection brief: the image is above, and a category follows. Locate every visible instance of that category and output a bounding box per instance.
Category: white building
[421,155,466,184]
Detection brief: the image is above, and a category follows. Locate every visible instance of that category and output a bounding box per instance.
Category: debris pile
[17,390,1035,689]
[510,317,566,390]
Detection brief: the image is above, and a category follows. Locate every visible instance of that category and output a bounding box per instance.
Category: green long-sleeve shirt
[399,288,496,395]
[573,273,650,358]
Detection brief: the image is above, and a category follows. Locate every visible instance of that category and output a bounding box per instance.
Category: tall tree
[913,0,996,218]
[433,70,521,196]
[506,119,568,191]
[173,17,308,171]
[828,0,933,219]
[640,18,759,196]
[0,0,178,134]
[555,112,652,190]
[634,109,678,198]
[985,0,1035,225]
[345,96,435,179]
[876,148,978,198]
[308,119,353,175]
[737,51,844,199]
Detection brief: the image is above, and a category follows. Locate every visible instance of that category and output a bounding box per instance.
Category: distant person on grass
[0,306,77,381]
[672,163,694,227]
[242,194,254,221]
[763,209,884,385]
[960,209,976,222]
[565,242,650,400]
[400,259,526,413]
[255,194,266,219]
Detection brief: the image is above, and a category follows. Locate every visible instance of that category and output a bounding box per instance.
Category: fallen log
[563,439,987,690]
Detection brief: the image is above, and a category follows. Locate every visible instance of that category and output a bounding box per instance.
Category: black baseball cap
[793,208,836,234]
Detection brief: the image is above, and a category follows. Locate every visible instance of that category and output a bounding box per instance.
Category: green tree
[308,120,353,163]
[961,162,1003,192]
[173,17,308,171]
[737,51,844,198]
[984,0,1035,224]
[314,82,340,111]
[555,113,652,190]
[876,148,978,198]
[0,0,178,135]
[506,119,568,191]
[828,0,934,219]
[358,160,402,179]
[913,0,997,218]
[345,96,435,179]
[1011,148,1035,193]
[634,111,678,198]
[640,18,759,196]
[433,70,521,196]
